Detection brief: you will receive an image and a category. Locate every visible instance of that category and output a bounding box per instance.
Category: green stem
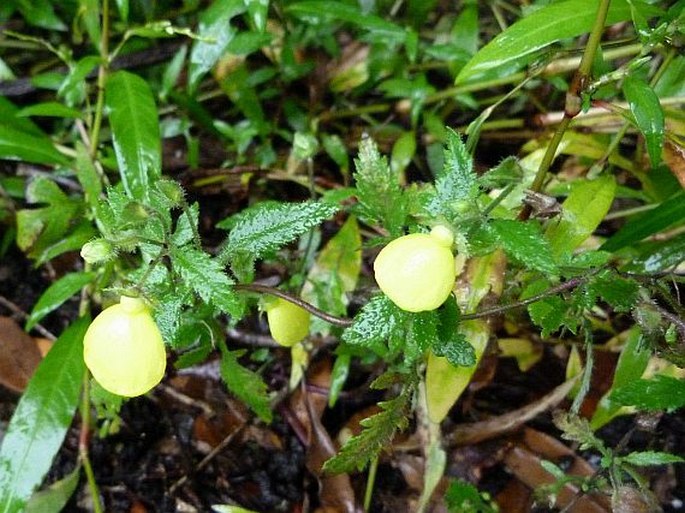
[519,0,612,220]
[79,372,104,513]
[89,0,110,157]
[363,456,379,512]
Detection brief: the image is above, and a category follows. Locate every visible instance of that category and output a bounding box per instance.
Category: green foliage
[323,376,414,474]
[353,137,407,237]
[622,75,664,168]
[0,317,89,513]
[341,295,407,357]
[445,479,498,513]
[26,271,96,330]
[218,343,272,422]
[613,375,685,412]
[490,219,557,275]
[170,246,242,318]
[219,200,339,268]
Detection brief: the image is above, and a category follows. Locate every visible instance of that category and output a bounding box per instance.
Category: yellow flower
[84,296,166,397]
[265,297,311,347]
[374,226,456,312]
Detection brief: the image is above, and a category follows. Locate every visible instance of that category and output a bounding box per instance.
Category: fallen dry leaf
[0,316,43,392]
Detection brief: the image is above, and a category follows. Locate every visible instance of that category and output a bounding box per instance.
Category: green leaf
[341,295,407,356]
[405,311,438,363]
[328,352,351,408]
[220,200,338,261]
[491,219,557,274]
[246,0,269,32]
[456,0,649,84]
[445,478,498,513]
[105,70,161,202]
[16,102,82,119]
[24,466,81,513]
[74,142,103,209]
[623,75,664,167]
[587,270,639,312]
[15,177,81,258]
[624,232,685,273]
[0,316,88,513]
[621,451,685,467]
[302,216,361,334]
[26,272,96,331]
[0,123,69,166]
[188,0,246,92]
[286,1,406,41]
[323,384,412,473]
[0,97,43,136]
[14,0,67,30]
[523,279,569,337]
[170,246,242,318]
[427,128,478,220]
[34,222,97,267]
[353,137,406,236]
[171,203,199,247]
[546,175,616,260]
[613,375,685,412]
[601,191,685,252]
[218,345,272,422]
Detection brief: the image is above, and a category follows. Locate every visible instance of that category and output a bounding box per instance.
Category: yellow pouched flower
[84,296,166,397]
[373,226,456,312]
[265,297,311,347]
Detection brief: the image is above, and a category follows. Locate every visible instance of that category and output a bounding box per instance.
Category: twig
[168,423,245,494]
[0,294,57,340]
[234,283,354,327]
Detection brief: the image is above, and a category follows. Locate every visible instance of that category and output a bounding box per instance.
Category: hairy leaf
[341,295,407,356]
[491,219,557,274]
[219,346,272,422]
[220,200,338,261]
[170,246,242,318]
[621,451,685,467]
[353,137,406,236]
[613,375,685,412]
[323,385,412,473]
[587,270,639,312]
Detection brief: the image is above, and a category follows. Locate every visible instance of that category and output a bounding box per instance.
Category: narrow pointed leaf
[0,124,69,166]
[623,75,664,167]
[26,272,96,331]
[0,316,88,513]
[105,71,161,201]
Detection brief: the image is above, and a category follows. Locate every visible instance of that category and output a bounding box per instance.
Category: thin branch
[234,283,354,327]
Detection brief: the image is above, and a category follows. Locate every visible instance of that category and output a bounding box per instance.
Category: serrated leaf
[613,375,685,412]
[587,270,639,312]
[188,0,246,92]
[0,123,69,166]
[171,203,199,247]
[623,75,664,168]
[491,219,557,274]
[219,346,272,422]
[105,70,161,202]
[428,128,477,215]
[220,200,338,261]
[341,295,407,356]
[405,311,438,363]
[523,279,569,337]
[26,272,96,331]
[456,0,650,84]
[170,246,242,318]
[546,175,616,260]
[0,316,88,513]
[601,191,685,252]
[323,386,412,473]
[353,137,406,236]
[621,451,684,467]
[432,332,475,367]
